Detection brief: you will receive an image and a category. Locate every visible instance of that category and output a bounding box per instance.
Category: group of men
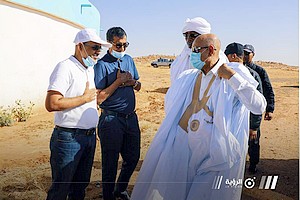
[46,27,139,200]
[45,16,274,200]
[169,17,274,176]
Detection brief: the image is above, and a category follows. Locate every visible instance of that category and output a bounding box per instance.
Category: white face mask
[111,50,126,59]
[80,43,98,67]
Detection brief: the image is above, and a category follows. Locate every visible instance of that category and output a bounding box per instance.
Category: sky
[91,0,299,66]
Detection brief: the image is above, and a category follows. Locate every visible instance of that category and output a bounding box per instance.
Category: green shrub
[0,106,14,127]
[11,100,35,122]
[0,100,35,126]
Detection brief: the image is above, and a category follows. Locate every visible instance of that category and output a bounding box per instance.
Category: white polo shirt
[47,56,98,129]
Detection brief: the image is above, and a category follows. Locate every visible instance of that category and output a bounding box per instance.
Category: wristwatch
[133,80,139,89]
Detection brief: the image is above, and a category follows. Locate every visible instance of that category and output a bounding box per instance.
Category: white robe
[131,61,266,200]
[170,45,191,85]
[170,45,229,85]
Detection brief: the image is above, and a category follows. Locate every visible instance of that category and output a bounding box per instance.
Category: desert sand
[0,56,298,200]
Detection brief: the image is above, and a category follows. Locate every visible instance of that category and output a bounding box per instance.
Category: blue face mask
[80,43,97,67]
[82,56,97,67]
[111,50,125,59]
[190,51,206,70]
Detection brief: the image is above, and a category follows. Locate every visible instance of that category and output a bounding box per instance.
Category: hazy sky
[91,0,299,66]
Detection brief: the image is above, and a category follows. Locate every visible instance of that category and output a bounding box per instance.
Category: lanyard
[179,72,216,132]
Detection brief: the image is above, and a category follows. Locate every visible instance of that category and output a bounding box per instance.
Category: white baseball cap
[74,28,112,48]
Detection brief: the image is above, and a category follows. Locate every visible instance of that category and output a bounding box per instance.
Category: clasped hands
[117,69,136,87]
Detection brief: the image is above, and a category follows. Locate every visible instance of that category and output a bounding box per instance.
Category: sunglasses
[84,43,102,51]
[244,51,251,55]
[192,46,209,53]
[112,42,130,49]
[183,32,200,39]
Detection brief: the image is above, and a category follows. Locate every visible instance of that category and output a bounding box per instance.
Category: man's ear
[78,43,84,50]
[208,45,215,56]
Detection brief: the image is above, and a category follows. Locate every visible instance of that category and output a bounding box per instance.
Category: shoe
[248,164,257,174]
[114,190,130,200]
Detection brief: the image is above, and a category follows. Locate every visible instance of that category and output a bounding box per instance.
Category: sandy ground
[0,56,298,200]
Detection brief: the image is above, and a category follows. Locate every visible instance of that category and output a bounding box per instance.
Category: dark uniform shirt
[245,62,275,113]
[247,67,263,130]
[94,51,139,114]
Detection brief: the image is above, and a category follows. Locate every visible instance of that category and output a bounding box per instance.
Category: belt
[101,109,135,119]
[55,125,95,136]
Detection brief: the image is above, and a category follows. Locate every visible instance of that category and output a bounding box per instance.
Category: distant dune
[134,55,298,69]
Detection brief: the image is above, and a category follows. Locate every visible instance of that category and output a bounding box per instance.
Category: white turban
[182,17,211,34]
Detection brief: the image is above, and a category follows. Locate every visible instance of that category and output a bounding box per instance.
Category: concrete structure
[0,0,100,107]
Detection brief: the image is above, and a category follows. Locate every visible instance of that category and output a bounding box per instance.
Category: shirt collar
[105,50,119,62]
[202,58,223,76]
[69,55,88,72]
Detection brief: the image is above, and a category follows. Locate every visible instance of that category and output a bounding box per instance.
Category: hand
[82,81,96,103]
[249,129,258,140]
[117,69,132,86]
[121,79,141,91]
[133,80,141,91]
[96,89,102,105]
[122,79,136,87]
[264,112,273,120]
[217,63,236,80]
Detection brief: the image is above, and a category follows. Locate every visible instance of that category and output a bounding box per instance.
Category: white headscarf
[182,17,211,34]
[170,17,212,84]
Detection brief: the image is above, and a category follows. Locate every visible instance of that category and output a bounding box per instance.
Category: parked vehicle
[151,58,174,68]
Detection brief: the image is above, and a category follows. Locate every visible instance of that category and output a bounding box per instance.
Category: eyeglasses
[183,32,200,39]
[84,43,102,51]
[192,46,209,53]
[244,51,251,56]
[112,42,129,49]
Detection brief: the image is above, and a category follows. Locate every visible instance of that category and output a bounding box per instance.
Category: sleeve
[228,72,266,115]
[249,68,263,94]
[255,74,263,94]
[260,68,275,112]
[249,70,263,130]
[94,61,108,90]
[131,58,140,80]
[250,113,262,130]
[47,62,70,96]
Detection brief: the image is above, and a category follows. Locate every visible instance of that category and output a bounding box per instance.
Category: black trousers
[98,111,141,200]
[248,127,260,165]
